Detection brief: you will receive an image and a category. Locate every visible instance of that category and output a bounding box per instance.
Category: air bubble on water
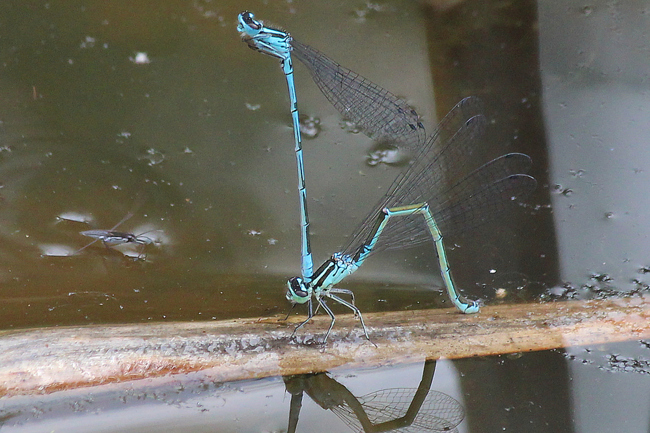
[569,169,586,178]
[552,184,573,196]
[139,148,165,166]
[547,285,570,297]
[130,52,150,64]
[590,273,612,283]
[79,36,96,49]
[366,148,405,166]
[299,116,321,139]
[340,119,362,134]
[351,2,390,22]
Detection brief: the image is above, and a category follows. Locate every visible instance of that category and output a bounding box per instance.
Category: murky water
[1,0,650,431]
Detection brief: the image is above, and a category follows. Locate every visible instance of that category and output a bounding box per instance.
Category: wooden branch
[1,297,648,397]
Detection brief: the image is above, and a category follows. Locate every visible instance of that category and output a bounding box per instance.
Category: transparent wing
[291,39,426,150]
[332,388,465,433]
[342,97,535,257]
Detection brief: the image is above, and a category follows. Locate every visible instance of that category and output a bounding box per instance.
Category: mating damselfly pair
[238,11,536,342]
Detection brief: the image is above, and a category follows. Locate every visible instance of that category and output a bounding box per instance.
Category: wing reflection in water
[284,360,465,433]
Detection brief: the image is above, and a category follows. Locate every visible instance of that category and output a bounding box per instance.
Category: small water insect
[76,212,160,259]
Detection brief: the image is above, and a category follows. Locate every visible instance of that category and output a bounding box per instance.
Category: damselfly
[286,97,536,342]
[238,13,536,342]
[238,11,428,283]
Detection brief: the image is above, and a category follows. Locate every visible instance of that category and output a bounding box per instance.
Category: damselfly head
[238,11,261,35]
[286,277,310,304]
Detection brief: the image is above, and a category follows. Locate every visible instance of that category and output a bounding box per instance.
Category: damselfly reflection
[285,360,464,433]
[76,212,162,260]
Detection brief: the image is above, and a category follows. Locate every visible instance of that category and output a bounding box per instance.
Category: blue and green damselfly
[238,12,536,342]
[238,10,426,283]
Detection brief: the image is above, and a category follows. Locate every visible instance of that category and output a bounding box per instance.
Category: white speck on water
[131,52,150,64]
